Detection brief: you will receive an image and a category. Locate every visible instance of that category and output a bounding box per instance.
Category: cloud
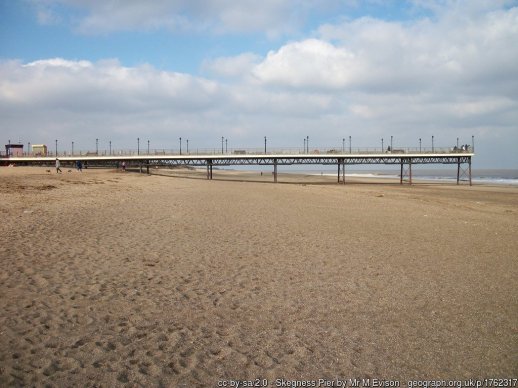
[248,6,518,98]
[0,58,226,150]
[3,1,518,166]
[316,2,518,97]
[27,0,323,36]
[12,58,220,111]
[202,53,261,79]
[251,39,359,90]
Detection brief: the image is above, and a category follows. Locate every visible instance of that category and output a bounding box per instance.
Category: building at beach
[31,144,48,156]
[5,143,23,157]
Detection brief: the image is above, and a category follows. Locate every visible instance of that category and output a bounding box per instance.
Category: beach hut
[32,144,48,156]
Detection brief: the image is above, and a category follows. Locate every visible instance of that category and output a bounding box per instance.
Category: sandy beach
[1,166,517,386]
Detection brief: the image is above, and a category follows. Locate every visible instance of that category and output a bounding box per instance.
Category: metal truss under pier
[1,152,474,185]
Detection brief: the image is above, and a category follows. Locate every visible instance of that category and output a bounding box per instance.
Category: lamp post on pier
[147,140,150,155]
[457,137,459,149]
[304,138,306,153]
[179,137,182,155]
[96,138,98,155]
[472,135,474,152]
[432,135,434,152]
[381,138,384,152]
[72,141,74,156]
[55,139,58,156]
[186,139,189,154]
[109,141,111,155]
[342,138,345,152]
[306,136,309,154]
[390,136,393,151]
[264,136,267,154]
[221,136,224,154]
[137,137,140,155]
[419,138,421,152]
[349,136,351,153]
[225,138,228,153]
[28,142,31,156]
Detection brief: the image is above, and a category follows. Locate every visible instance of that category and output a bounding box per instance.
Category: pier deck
[1,150,475,185]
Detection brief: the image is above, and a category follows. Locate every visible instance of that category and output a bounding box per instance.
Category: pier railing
[1,146,472,158]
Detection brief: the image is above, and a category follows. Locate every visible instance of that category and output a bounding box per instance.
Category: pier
[1,147,474,185]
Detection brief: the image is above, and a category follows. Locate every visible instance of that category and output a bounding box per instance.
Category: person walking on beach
[122,161,126,172]
[55,158,62,174]
[76,160,83,172]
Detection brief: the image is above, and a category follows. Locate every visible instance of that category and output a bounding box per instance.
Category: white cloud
[316,4,518,96]
[6,58,220,112]
[0,58,225,150]
[349,104,377,119]
[202,53,261,79]
[3,1,518,166]
[243,3,518,101]
[252,39,359,90]
[28,0,322,36]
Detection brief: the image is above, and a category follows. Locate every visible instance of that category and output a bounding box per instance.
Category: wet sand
[1,167,517,386]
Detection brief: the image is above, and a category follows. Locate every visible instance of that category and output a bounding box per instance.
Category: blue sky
[1,0,518,167]
[1,1,424,72]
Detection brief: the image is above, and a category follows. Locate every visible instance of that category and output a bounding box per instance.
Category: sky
[1,0,517,168]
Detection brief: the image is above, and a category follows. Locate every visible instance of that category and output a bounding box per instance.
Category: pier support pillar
[139,163,143,174]
[146,160,149,174]
[456,156,473,186]
[207,160,213,180]
[398,158,412,185]
[342,159,345,184]
[469,157,472,186]
[273,159,278,183]
[457,158,460,184]
[409,159,412,185]
[337,160,341,183]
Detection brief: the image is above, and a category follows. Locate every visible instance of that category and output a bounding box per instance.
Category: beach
[1,166,517,386]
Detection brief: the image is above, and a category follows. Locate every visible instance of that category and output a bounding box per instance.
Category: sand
[0,166,517,386]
